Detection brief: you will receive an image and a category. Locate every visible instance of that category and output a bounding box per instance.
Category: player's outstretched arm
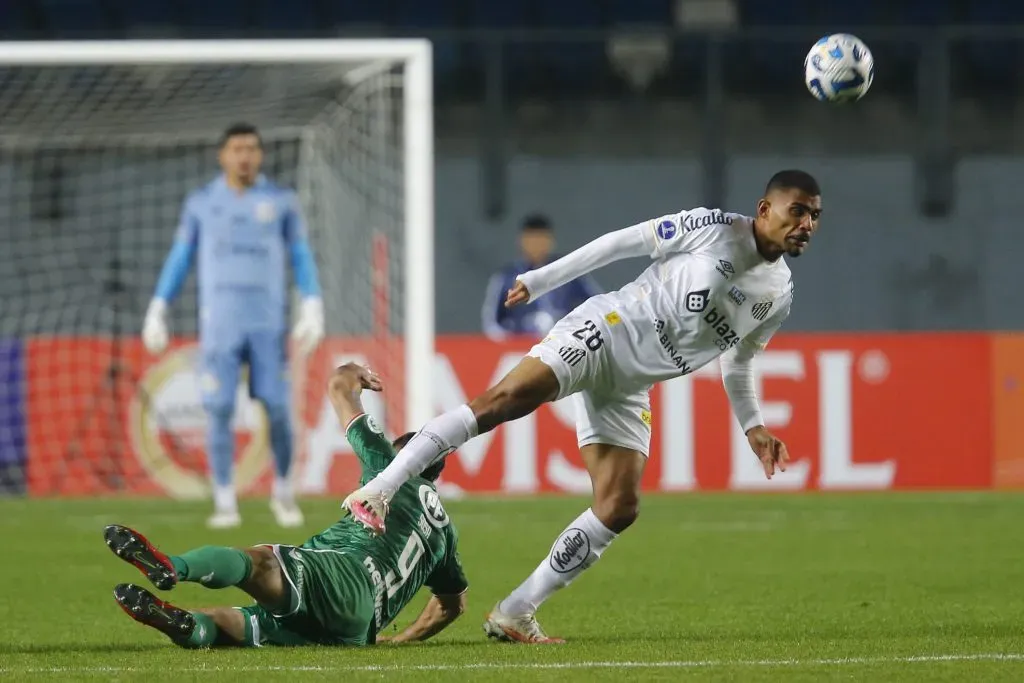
[327,363,383,428]
[511,223,652,306]
[379,593,467,644]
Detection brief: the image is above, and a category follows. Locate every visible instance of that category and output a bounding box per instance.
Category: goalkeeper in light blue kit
[142,123,325,530]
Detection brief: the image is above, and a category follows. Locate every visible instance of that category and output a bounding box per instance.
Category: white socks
[499,508,618,616]
[213,484,237,512]
[372,404,479,495]
[272,476,293,503]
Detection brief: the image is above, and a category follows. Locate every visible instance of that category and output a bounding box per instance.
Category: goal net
[0,40,434,498]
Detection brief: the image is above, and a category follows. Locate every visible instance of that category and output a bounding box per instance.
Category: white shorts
[527,303,652,457]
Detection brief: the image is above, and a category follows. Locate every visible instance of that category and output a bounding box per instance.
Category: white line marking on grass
[3,653,1024,675]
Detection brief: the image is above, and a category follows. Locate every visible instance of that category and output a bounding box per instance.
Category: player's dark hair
[391,431,447,482]
[220,122,262,148]
[521,213,552,232]
[765,170,820,197]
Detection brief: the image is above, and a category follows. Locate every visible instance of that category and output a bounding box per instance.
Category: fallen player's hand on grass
[505,280,530,308]
[746,426,789,480]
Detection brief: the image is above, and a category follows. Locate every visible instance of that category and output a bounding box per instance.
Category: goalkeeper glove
[292,297,325,356]
[142,299,170,355]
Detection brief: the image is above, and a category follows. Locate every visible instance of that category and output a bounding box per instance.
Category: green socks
[169,546,252,589]
[182,612,219,649]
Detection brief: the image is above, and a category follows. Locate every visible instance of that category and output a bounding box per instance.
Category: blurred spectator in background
[481,213,600,340]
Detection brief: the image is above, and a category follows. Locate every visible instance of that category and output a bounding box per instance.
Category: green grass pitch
[2,492,1024,681]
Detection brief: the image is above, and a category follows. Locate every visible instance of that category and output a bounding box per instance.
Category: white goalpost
[0,40,434,496]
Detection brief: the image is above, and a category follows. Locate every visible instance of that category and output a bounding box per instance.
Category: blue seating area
[9,0,1015,37]
[1,0,1019,98]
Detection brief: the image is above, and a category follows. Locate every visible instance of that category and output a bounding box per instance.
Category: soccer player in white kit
[344,170,822,643]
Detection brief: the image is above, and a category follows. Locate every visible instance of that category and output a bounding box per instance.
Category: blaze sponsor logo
[703,307,742,351]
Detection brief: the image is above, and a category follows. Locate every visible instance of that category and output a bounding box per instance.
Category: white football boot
[483,603,566,644]
[341,487,390,535]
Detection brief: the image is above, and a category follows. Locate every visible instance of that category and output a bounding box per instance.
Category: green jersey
[304,413,467,631]
[239,413,467,647]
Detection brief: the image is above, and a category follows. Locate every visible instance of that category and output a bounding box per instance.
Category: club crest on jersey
[255,201,277,223]
[751,299,774,321]
[728,286,746,306]
[656,220,677,240]
[366,415,384,434]
[716,260,735,279]
[419,484,450,529]
[685,288,710,313]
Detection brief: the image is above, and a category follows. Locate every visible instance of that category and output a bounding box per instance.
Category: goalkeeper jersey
[175,174,309,337]
[300,414,468,634]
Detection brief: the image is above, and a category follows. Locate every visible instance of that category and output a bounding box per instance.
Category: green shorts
[237,544,376,647]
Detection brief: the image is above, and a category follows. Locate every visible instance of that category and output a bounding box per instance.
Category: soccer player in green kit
[103,363,468,648]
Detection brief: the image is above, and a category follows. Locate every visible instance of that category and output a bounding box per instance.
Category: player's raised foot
[341,487,389,536]
[113,583,195,642]
[483,603,566,645]
[103,524,177,591]
[270,497,304,528]
[206,508,242,530]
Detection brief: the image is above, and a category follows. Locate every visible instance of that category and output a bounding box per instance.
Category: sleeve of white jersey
[515,223,650,303]
[640,207,737,259]
[516,207,729,303]
[718,297,792,433]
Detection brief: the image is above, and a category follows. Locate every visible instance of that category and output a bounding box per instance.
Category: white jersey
[519,207,793,428]
[598,207,792,389]
[518,207,794,451]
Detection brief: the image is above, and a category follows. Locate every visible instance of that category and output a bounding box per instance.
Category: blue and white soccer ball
[804,34,874,102]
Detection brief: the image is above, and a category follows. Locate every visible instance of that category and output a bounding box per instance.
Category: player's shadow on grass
[0,642,166,655]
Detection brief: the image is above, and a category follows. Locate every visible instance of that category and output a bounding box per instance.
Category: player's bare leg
[106,526,289,647]
[485,442,645,644]
[344,357,560,534]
